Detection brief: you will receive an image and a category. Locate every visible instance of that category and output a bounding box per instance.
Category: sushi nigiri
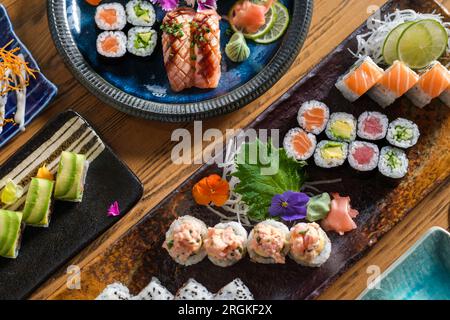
[297,100,330,135]
[368,61,419,108]
[406,61,450,108]
[336,56,384,102]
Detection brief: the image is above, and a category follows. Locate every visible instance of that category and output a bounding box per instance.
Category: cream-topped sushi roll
[204,222,248,267]
[289,222,331,267]
[247,220,290,264]
[163,215,207,266]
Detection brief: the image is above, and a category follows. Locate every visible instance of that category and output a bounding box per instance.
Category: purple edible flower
[107,201,120,217]
[151,0,216,11]
[151,0,180,11]
[197,0,217,10]
[269,191,309,222]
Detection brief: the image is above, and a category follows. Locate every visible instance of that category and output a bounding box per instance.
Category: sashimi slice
[321,193,358,236]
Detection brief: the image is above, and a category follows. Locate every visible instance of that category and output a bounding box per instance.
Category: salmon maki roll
[95,3,126,31]
[368,61,419,108]
[297,101,330,135]
[407,61,450,108]
[96,31,127,58]
[336,56,384,102]
[283,128,317,161]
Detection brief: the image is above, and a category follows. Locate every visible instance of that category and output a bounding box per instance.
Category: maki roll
[357,111,388,141]
[126,0,156,27]
[127,27,157,57]
[325,113,357,142]
[97,31,127,58]
[297,100,330,135]
[162,215,207,266]
[335,56,384,102]
[314,140,348,168]
[378,146,409,179]
[133,277,174,300]
[348,141,379,172]
[96,282,131,300]
[204,222,247,267]
[0,210,24,259]
[283,128,317,161]
[175,279,214,300]
[386,118,420,149]
[406,61,450,108]
[215,279,254,300]
[54,151,90,202]
[247,220,290,264]
[288,222,331,267]
[368,61,419,108]
[95,3,126,31]
[22,178,54,227]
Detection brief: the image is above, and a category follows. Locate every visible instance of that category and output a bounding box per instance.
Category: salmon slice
[99,9,117,26]
[344,59,384,96]
[303,108,326,132]
[417,62,450,98]
[162,7,196,92]
[101,36,119,53]
[292,130,313,156]
[193,10,221,89]
[378,61,419,97]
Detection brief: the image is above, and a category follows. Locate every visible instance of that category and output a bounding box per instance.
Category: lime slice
[1,179,23,205]
[382,21,415,65]
[397,19,448,69]
[229,2,277,40]
[254,2,290,44]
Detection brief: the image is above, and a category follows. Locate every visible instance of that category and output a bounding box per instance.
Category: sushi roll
[335,56,384,102]
[247,220,290,264]
[215,279,254,300]
[386,118,420,149]
[283,128,317,161]
[133,277,174,300]
[54,151,90,202]
[96,31,127,58]
[0,210,24,259]
[314,140,348,168]
[297,100,330,135]
[440,86,450,107]
[95,3,126,31]
[126,0,156,27]
[406,61,450,108]
[127,27,157,57]
[96,282,131,300]
[348,141,379,172]
[357,111,388,141]
[22,178,54,227]
[204,222,248,267]
[288,222,331,268]
[368,61,419,108]
[162,215,208,266]
[175,279,214,300]
[325,112,357,142]
[378,146,409,179]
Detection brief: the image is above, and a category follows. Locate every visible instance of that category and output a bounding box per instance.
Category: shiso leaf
[232,139,307,221]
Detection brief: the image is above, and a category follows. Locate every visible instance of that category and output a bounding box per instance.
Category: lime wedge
[254,2,290,44]
[229,2,277,40]
[1,179,23,205]
[382,21,415,65]
[397,19,448,69]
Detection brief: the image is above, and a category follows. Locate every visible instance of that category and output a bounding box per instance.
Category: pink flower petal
[107,201,120,217]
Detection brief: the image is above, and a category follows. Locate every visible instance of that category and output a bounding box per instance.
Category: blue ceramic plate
[48,0,313,121]
[359,227,450,300]
[0,5,58,148]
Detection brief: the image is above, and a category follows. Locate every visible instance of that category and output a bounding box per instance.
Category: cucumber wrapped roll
[23,178,54,227]
[0,210,24,259]
[54,151,89,202]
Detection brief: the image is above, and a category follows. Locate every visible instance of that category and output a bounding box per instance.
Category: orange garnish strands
[192,174,230,207]
[85,0,102,6]
[36,164,54,181]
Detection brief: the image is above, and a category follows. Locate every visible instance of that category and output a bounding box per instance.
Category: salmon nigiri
[283,128,317,161]
[297,101,330,135]
[229,0,274,34]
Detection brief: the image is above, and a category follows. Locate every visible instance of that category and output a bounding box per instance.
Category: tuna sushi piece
[95,3,126,31]
[96,31,127,58]
[348,141,379,172]
[368,61,419,108]
[357,111,389,141]
[406,61,450,108]
[336,56,384,102]
[326,112,357,142]
[297,100,330,135]
[283,128,317,161]
[386,118,420,149]
[0,210,24,259]
[378,146,409,179]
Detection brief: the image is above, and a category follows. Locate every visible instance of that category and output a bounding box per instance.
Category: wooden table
[1,0,448,300]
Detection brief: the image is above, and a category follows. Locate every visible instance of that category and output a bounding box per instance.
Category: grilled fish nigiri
[162,7,196,92]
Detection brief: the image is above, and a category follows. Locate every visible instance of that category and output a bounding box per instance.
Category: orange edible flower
[192,174,230,207]
[36,164,54,181]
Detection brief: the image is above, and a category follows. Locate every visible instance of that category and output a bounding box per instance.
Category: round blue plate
[48,0,313,121]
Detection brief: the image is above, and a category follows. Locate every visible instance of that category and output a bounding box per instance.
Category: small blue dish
[0,5,58,148]
[359,227,450,300]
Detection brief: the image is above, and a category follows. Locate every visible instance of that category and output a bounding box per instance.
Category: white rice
[348,141,379,172]
[314,140,348,168]
[325,112,357,142]
[132,277,174,300]
[440,88,450,107]
[297,100,330,135]
[378,146,409,179]
[357,111,389,141]
[127,27,157,57]
[283,128,317,161]
[386,118,420,149]
[215,279,254,300]
[175,279,214,300]
[96,282,131,300]
[126,0,156,27]
[96,31,127,58]
[95,3,126,31]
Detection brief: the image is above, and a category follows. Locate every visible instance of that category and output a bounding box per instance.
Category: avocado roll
[126,0,156,27]
[23,178,54,227]
[54,151,89,202]
[127,27,157,57]
[0,210,24,259]
[314,140,348,168]
[325,112,357,142]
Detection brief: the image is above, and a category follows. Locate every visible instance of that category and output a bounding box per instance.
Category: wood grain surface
[0,0,448,300]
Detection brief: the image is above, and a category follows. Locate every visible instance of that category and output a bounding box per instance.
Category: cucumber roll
[54,151,89,202]
[23,178,54,227]
[0,210,24,259]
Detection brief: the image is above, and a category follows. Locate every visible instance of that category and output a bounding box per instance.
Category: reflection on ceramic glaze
[67,0,291,104]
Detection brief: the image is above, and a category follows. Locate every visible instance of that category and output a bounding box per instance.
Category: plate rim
[47,0,314,122]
